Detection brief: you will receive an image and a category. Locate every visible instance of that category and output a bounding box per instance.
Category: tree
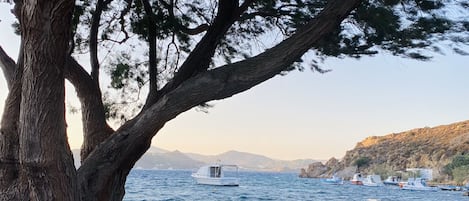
[0,0,468,200]
[443,154,469,180]
[353,156,371,173]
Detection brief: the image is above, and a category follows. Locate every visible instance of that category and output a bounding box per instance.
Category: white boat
[191,164,239,186]
[350,173,364,185]
[400,178,437,191]
[362,175,384,187]
[322,174,344,185]
[383,176,402,186]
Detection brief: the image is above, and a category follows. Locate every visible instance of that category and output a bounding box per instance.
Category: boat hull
[401,186,438,191]
[192,174,239,186]
[383,181,400,186]
[323,179,344,185]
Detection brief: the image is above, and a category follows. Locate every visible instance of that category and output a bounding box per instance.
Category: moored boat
[322,174,344,185]
[362,175,384,187]
[191,164,239,186]
[438,185,462,191]
[383,176,402,186]
[350,173,364,185]
[400,178,437,191]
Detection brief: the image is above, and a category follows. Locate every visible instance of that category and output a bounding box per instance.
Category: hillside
[73,148,316,172]
[187,150,315,172]
[300,120,469,180]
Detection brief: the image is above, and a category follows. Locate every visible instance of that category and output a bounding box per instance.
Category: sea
[124,169,467,201]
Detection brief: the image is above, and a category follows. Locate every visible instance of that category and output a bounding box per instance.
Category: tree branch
[144,0,240,108]
[0,45,22,199]
[141,0,159,105]
[158,0,210,35]
[89,0,113,86]
[0,46,17,89]
[64,56,114,161]
[77,0,362,198]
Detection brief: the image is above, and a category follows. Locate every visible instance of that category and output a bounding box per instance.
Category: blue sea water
[124,170,467,201]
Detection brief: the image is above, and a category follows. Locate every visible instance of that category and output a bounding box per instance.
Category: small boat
[362,175,384,187]
[400,178,437,191]
[350,173,364,185]
[438,185,462,191]
[322,174,344,185]
[191,164,239,186]
[383,176,402,186]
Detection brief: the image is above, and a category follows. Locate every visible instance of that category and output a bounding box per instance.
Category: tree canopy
[0,0,468,200]
[68,0,469,121]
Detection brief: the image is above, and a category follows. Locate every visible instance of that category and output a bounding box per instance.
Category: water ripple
[124,170,465,201]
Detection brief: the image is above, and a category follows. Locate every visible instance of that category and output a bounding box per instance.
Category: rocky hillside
[300,120,469,180]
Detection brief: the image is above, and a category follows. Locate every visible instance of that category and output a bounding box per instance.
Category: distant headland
[300,120,469,184]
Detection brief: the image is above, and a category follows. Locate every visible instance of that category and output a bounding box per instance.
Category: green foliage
[108,53,147,90]
[371,164,393,179]
[443,154,469,175]
[61,0,469,120]
[353,156,371,171]
[452,165,469,185]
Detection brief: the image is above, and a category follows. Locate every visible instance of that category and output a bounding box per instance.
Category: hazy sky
[1,4,468,160]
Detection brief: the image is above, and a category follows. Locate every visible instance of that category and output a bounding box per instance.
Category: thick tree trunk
[17,0,78,200]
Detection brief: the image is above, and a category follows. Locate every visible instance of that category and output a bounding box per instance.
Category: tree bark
[17,0,78,200]
[0,53,23,200]
[0,47,16,89]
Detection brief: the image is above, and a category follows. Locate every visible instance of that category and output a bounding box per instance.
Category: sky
[1,4,469,161]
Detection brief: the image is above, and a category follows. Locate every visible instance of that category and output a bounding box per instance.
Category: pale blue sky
[1,4,468,160]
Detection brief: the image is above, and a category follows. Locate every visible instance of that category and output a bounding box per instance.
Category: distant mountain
[187,150,315,172]
[134,150,205,170]
[300,120,469,180]
[73,148,316,172]
[146,146,170,154]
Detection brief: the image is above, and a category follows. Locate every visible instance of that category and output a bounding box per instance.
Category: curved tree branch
[144,0,241,108]
[158,0,210,35]
[179,24,210,35]
[77,0,362,199]
[64,56,114,161]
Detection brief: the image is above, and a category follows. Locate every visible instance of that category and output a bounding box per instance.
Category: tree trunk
[16,0,78,200]
[0,62,23,200]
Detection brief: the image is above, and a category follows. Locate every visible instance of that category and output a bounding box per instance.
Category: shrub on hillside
[452,165,469,185]
[443,155,469,180]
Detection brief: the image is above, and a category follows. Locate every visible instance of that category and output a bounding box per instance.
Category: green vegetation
[444,155,469,184]
[452,165,469,185]
[353,156,371,172]
[371,164,393,179]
